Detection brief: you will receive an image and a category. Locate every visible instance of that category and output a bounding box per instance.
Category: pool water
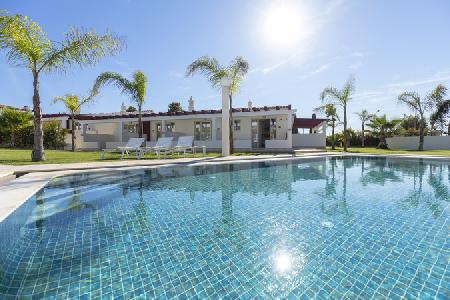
[0,157,448,299]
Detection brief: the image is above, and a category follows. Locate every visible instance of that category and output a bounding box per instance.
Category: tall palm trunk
[361,123,365,147]
[138,105,143,138]
[331,119,336,150]
[32,71,45,161]
[71,113,76,152]
[378,128,387,149]
[229,94,233,154]
[418,117,424,151]
[343,104,348,151]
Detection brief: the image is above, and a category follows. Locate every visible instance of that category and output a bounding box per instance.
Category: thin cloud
[354,70,450,104]
[302,63,331,79]
[351,51,366,58]
[348,61,364,70]
[250,50,306,75]
[385,71,450,90]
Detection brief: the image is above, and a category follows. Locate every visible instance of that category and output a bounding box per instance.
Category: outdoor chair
[141,137,174,159]
[100,138,145,160]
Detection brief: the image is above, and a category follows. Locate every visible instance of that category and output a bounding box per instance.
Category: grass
[327,147,450,156]
[2,147,450,166]
[0,148,220,166]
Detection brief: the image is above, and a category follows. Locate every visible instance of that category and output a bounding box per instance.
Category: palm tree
[398,84,445,150]
[320,76,355,152]
[430,100,450,135]
[186,56,249,154]
[428,84,449,135]
[314,103,339,149]
[367,114,400,149]
[53,92,97,151]
[354,109,375,147]
[0,11,123,161]
[93,71,147,138]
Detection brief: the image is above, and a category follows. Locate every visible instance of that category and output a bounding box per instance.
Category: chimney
[248,100,253,110]
[312,113,316,119]
[188,96,194,112]
[120,102,126,113]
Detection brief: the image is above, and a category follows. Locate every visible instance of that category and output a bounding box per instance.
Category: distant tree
[53,91,97,151]
[0,11,123,161]
[168,102,183,113]
[320,76,355,152]
[314,103,339,149]
[354,110,375,147]
[126,105,137,112]
[186,56,249,154]
[0,108,32,147]
[398,84,446,150]
[367,115,401,149]
[400,114,421,130]
[94,71,147,138]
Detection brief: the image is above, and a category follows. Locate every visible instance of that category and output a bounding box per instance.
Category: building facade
[43,101,326,152]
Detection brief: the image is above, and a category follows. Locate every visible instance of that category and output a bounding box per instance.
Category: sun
[260,1,308,49]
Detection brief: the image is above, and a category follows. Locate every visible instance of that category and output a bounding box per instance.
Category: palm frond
[428,84,447,102]
[39,27,124,73]
[93,71,134,96]
[398,92,422,113]
[341,76,355,102]
[53,94,80,113]
[430,99,450,125]
[320,86,341,103]
[228,56,249,94]
[186,56,222,87]
[0,12,51,69]
[132,71,147,107]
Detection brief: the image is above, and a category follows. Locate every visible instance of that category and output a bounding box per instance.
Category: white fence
[293,133,326,148]
[386,136,450,150]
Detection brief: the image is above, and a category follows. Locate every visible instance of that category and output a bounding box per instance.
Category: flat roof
[293,117,327,129]
[43,105,293,120]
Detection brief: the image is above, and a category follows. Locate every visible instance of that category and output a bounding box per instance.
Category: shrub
[13,124,34,148]
[43,121,67,149]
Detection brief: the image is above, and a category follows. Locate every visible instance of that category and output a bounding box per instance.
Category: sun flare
[260,1,308,49]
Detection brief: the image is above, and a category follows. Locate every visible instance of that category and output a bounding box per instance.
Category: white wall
[292,133,326,148]
[265,140,290,149]
[386,136,450,150]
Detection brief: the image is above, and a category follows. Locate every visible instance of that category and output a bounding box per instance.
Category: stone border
[1,152,449,223]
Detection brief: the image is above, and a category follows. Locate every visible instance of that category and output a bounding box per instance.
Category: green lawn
[0,148,220,166]
[327,147,450,156]
[2,147,450,166]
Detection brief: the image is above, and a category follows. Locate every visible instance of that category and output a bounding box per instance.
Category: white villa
[43,98,327,152]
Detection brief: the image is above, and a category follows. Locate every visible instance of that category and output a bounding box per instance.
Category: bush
[13,124,34,148]
[0,119,66,149]
[43,121,67,149]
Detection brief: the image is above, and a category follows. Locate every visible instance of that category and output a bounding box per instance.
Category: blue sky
[1,0,450,129]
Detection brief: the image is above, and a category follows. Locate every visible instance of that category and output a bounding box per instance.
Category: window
[166,122,175,133]
[123,123,138,133]
[270,119,277,140]
[156,123,162,138]
[233,120,241,131]
[194,121,211,141]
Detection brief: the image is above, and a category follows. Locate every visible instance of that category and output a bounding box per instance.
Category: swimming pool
[0,156,448,298]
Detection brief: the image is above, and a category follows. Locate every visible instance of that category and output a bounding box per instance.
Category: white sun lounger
[141,137,174,159]
[172,136,195,157]
[100,138,145,160]
[172,136,207,157]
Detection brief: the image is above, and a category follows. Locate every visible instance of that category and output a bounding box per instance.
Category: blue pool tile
[0,157,448,298]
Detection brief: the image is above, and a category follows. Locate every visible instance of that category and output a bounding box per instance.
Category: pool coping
[1,152,450,223]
